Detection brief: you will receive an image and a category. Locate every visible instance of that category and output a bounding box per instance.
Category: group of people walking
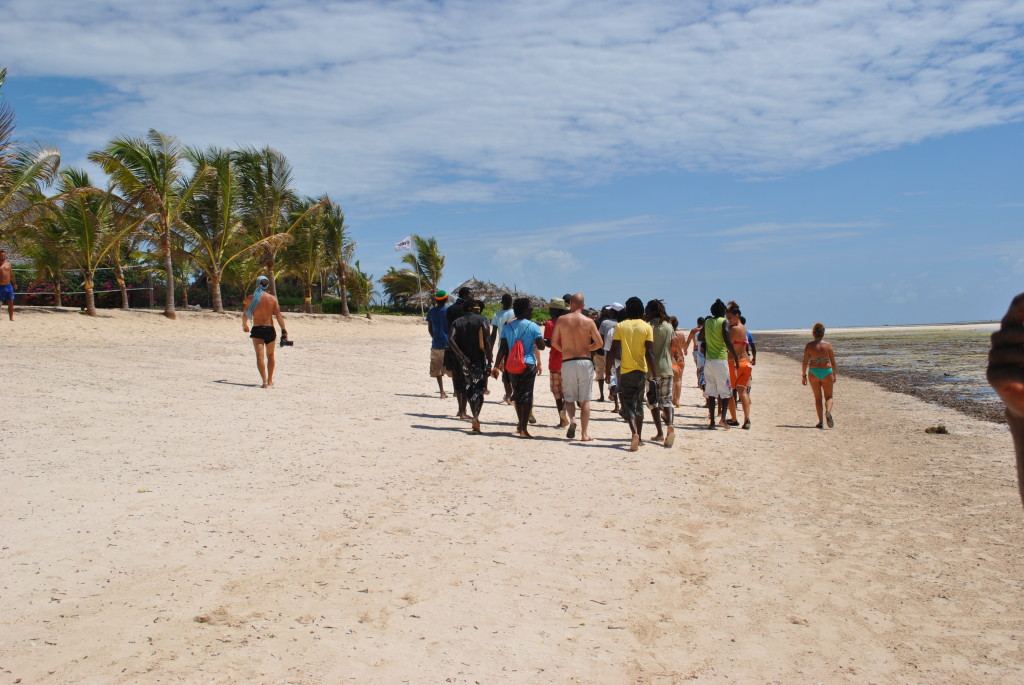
[426,287,821,450]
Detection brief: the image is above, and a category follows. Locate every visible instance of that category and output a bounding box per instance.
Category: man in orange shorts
[726,302,753,429]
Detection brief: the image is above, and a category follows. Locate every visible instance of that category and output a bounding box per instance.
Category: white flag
[394,235,413,252]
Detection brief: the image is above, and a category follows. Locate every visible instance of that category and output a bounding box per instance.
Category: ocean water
[756,327,1003,423]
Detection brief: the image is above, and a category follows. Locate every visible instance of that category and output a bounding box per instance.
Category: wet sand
[1,309,1022,683]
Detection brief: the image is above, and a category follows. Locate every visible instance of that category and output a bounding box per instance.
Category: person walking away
[686,317,706,391]
[242,275,289,389]
[669,316,688,408]
[446,286,473,329]
[801,322,837,429]
[594,307,616,402]
[426,290,451,399]
[603,304,625,413]
[543,298,570,427]
[702,299,739,429]
[606,297,655,451]
[0,250,16,321]
[551,293,603,441]
[646,300,676,447]
[493,298,546,438]
[449,300,493,433]
[726,302,754,429]
[489,293,515,403]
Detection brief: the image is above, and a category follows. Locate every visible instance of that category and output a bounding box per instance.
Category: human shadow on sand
[410,424,564,441]
[213,379,262,388]
[775,424,825,430]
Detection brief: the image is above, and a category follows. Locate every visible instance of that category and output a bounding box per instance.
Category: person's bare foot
[518,429,534,438]
[440,392,448,399]
[718,419,730,430]
[629,435,640,451]
[471,418,481,433]
[664,426,676,447]
[558,410,569,428]
[457,414,471,421]
[267,380,274,387]
[261,383,269,389]
[580,435,593,442]
[650,434,664,443]
[707,422,716,430]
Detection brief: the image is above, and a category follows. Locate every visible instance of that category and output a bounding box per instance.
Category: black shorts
[250,326,276,344]
[509,365,537,405]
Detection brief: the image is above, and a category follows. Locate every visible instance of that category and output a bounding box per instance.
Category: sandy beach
[2,309,1023,683]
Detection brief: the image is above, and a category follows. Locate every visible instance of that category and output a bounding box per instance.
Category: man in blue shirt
[426,290,451,398]
[493,297,545,438]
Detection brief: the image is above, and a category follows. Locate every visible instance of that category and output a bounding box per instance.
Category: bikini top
[808,356,830,365]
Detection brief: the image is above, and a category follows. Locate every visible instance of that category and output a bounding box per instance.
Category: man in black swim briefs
[242,275,289,388]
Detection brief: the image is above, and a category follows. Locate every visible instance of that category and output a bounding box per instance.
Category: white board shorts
[703,358,732,399]
[560,358,595,403]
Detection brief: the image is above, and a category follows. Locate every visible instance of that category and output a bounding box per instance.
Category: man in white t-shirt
[489,293,515,403]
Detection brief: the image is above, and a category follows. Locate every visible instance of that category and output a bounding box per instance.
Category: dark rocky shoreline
[756,334,1006,425]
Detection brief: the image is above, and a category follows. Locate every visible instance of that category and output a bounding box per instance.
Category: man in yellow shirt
[606,297,655,452]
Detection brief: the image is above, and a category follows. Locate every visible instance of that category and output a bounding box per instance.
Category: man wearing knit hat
[426,290,452,399]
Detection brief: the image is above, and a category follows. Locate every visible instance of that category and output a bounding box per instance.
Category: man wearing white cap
[242,275,289,388]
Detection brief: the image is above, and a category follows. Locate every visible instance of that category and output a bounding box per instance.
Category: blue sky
[2,0,1022,328]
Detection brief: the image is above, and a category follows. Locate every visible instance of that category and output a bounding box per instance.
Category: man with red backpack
[493,298,546,438]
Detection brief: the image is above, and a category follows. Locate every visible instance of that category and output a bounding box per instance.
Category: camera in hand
[280,332,294,347]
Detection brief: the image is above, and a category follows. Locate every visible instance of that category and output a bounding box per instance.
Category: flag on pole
[394,235,413,252]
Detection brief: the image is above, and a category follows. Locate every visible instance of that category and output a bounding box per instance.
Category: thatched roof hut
[450,278,547,308]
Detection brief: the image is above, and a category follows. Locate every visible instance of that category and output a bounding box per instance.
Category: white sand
[2,308,1022,683]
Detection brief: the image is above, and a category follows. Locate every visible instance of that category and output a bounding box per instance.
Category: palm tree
[22,210,72,307]
[0,67,61,242]
[379,266,421,307]
[319,196,351,316]
[346,260,376,320]
[106,231,147,310]
[88,129,204,319]
[281,195,329,313]
[35,168,149,315]
[234,146,325,297]
[402,235,445,296]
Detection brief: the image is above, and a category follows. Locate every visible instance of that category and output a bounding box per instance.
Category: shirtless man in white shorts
[552,293,604,441]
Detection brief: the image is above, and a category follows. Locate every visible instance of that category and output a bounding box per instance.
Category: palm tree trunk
[53,283,62,308]
[115,263,129,310]
[180,277,189,309]
[267,252,278,297]
[84,270,96,316]
[303,281,312,313]
[337,263,350,316]
[211,270,223,313]
[161,227,176,319]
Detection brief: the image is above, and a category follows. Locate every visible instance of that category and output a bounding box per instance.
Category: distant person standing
[426,290,451,399]
[242,275,289,389]
[802,322,837,429]
[449,300,493,433]
[702,300,739,429]
[489,293,515,404]
[0,249,16,321]
[551,293,603,441]
[607,297,655,451]
[645,299,676,447]
[493,298,546,438]
[987,293,1024,506]
[544,298,570,427]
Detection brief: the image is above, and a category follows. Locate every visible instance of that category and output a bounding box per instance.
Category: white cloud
[4,0,1024,208]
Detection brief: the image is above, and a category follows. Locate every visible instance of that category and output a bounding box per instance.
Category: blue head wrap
[245,276,270,319]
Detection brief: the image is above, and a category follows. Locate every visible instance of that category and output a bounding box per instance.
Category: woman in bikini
[802,322,837,429]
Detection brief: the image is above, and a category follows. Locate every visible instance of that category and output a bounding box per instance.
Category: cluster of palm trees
[1,67,371,318]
